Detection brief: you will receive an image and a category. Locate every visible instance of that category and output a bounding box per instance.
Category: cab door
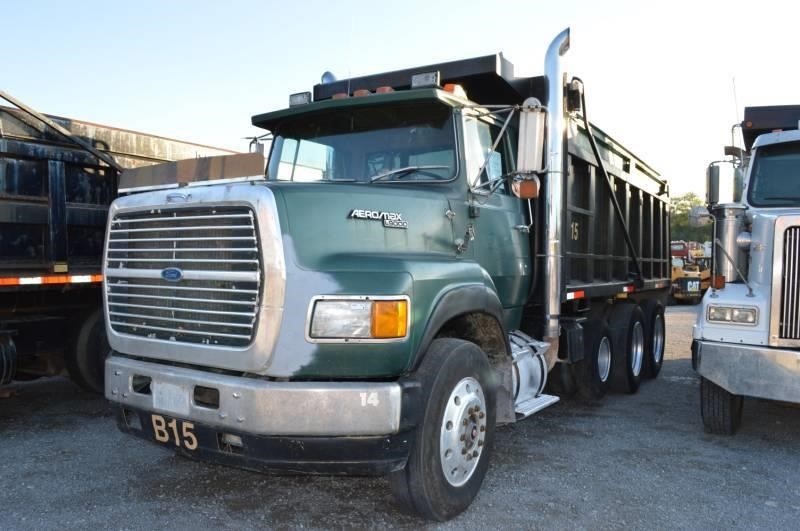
[457,112,532,309]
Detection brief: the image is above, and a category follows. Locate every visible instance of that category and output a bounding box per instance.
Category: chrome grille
[105,206,260,347]
[779,226,800,340]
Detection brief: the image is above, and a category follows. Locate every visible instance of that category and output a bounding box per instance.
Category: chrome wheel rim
[653,314,665,365]
[597,336,612,383]
[439,376,487,487]
[631,322,644,377]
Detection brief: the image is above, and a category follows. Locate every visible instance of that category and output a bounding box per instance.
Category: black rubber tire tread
[546,361,578,399]
[574,320,613,401]
[0,336,18,385]
[700,377,743,435]
[639,299,665,379]
[65,309,109,394]
[388,338,496,521]
[609,303,646,394]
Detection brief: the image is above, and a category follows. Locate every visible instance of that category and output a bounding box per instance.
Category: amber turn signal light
[371,300,408,339]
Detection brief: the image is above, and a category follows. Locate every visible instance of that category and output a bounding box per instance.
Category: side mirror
[733,167,744,202]
[706,165,720,205]
[517,97,546,174]
[689,205,713,227]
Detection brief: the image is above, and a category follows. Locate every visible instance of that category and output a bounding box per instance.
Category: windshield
[747,140,800,206]
[267,103,456,183]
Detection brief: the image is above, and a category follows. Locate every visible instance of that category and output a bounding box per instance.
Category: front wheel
[700,377,743,435]
[388,338,496,521]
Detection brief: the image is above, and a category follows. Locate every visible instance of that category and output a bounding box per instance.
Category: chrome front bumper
[693,340,800,403]
[105,356,403,436]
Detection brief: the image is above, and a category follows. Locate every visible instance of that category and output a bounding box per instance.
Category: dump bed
[557,120,671,298]
[0,106,236,279]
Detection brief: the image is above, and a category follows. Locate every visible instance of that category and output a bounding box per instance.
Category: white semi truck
[693,105,800,434]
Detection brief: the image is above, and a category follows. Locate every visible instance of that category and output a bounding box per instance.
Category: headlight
[309,297,408,340]
[707,305,758,325]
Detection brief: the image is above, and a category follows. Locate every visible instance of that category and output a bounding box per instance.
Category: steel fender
[411,282,508,371]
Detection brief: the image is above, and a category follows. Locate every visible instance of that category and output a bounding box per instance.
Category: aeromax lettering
[348,209,408,229]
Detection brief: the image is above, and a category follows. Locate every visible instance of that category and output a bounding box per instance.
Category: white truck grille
[104,206,261,347]
[779,226,800,340]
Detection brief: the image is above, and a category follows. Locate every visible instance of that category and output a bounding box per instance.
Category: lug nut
[466,453,472,461]
[473,450,478,457]
[468,407,474,415]
[463,418,468,426]
[478,440,484,447]
[475,405,480,411]
[460,434,466,441]
[462,448,467,455]
[479,412,485,419]
[480,426,485,432]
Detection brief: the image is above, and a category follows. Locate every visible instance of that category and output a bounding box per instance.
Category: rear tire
[609,304,646,394]
[639,300,665,379]
[700,377,743,435]
[388,338,496,521]
[574,320,613,400]
[546,361,578,398]
[66,309,109,394]
[0,336,17,385]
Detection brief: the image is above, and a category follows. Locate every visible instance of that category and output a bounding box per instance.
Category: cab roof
[252,53,548,132]
[251,88,466,132]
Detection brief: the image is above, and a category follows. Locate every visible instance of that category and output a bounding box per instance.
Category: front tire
[388,338,496,521]
[700,377,743,435]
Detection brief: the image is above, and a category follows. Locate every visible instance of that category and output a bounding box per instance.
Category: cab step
[515,393,559,419]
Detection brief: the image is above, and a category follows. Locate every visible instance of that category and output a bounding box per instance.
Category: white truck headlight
[707,305,758,325]
[309,297,408,340]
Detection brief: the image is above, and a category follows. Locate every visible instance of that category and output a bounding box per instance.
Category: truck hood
[268,182,456,270]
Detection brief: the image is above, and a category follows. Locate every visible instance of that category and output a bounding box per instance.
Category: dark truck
[0,98,234,392]
[103,29,670,520]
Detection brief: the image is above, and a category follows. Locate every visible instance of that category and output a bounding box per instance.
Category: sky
[3,0,799,196]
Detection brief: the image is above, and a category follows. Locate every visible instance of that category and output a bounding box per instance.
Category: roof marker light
[411,71,440,89]
[331,92,349,100]
[353,89,371,97]
[289,92,312,107]
[443,83,467,99]
[375,86,394,94]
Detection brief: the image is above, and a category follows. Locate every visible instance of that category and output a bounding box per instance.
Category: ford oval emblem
[161,267,183,282]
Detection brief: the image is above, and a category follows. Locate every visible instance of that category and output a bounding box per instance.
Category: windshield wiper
[370,165,449,182]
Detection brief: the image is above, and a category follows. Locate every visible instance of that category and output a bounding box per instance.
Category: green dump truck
[103,29,671,520]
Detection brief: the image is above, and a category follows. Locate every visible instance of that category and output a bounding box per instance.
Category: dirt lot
[1,306,798,529]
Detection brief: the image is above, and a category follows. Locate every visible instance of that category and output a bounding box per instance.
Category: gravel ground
[1,306,798,529]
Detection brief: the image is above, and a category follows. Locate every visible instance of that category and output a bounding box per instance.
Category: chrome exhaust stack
[543,28,570,341]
